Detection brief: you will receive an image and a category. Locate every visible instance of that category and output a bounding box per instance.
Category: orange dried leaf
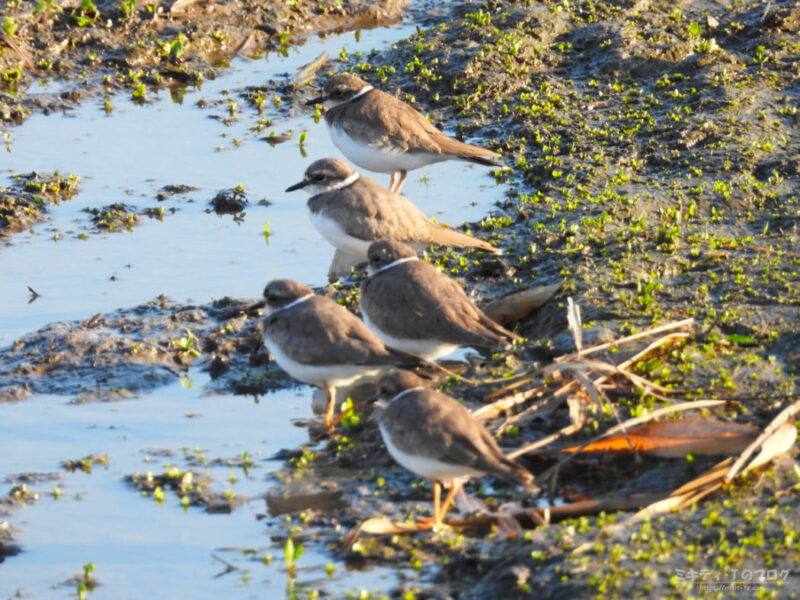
[562,418,759,457]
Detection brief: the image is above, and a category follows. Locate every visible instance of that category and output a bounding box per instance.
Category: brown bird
[360,240,520,361]
[285,158,499,281]
[306,74,505,193]
[261,279,422,431]
[375,370,537,526]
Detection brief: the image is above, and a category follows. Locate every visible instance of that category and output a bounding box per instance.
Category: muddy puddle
[0,9,504,598]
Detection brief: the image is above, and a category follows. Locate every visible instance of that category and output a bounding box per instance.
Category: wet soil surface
[0,171,80,239]
[2,0,800,597]
[0,0,408,119]
[0,295,290,403]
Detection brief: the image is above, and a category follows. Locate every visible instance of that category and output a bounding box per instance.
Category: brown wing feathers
[384,390,534,487]
[330,88,502,164]
[362,262,517,350]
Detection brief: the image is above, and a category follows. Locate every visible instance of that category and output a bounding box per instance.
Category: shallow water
[0,376,402,598]
[0,23,500,346]
[0,12,504,599]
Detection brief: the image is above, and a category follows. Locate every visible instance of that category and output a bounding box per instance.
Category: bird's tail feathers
[428,224,501,255]
[463,154,507,169]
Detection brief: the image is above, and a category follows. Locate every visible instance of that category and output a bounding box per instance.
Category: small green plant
[77,563,97,599]
[339,397,361,428]
[2,16,18,36]
[169,33,187,60]
[72,0,100,26]
[172,330,201,357]
[684,22,702,38]
[131,81,146,102]
[464,8,491,27]
[752,45,768,70]
[34,0,61,16]
[283,538,303,576]
[119,0,135,19]
[695,37,720,53]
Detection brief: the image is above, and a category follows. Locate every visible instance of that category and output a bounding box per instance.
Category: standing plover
[262,279,421,431]
[307,74,505,193]
[286,158,499,281]
[374,370,537,526]
[360,240,519,361]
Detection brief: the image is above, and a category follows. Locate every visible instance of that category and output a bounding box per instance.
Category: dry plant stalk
[477,321,692,422]
[724,397,800,483]
[293,51,329,88]
[566,297,582,351]
[1,34,39,74]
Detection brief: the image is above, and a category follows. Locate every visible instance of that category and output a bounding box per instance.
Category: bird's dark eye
[311,173,324,181]
[331,89,343,97]
[267,294,277,302]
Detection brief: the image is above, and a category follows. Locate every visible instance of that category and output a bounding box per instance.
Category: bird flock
[262,73,535,527]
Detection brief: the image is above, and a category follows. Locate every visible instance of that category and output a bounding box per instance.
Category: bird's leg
[415,481,442,529]
[438,480,462,522]
[324,384,336,433]
[388,171,399,192]
[394,170,408,194]
[433,480,443,524]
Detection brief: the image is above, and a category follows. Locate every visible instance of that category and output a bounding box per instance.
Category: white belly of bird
[329,125,447,174]
[263,333,384,388]
[362,310,459,361]
[380,423,484,482]
[308,210,372,258]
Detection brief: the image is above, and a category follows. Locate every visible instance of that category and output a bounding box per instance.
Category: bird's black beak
[305,95,326,107]
[285,180,308,192]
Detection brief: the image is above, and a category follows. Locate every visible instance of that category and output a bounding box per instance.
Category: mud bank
[0,295,293,402]
[0,0,407,122]
[262,0,799,596]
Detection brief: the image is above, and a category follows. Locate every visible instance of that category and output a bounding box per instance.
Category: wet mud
[0,295,293,402]
[0,171,80,240]
[292,0,798,596]
[0,0,408,119]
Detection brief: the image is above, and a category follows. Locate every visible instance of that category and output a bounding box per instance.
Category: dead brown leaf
[573,420,797,552]
[561,418,760,457]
